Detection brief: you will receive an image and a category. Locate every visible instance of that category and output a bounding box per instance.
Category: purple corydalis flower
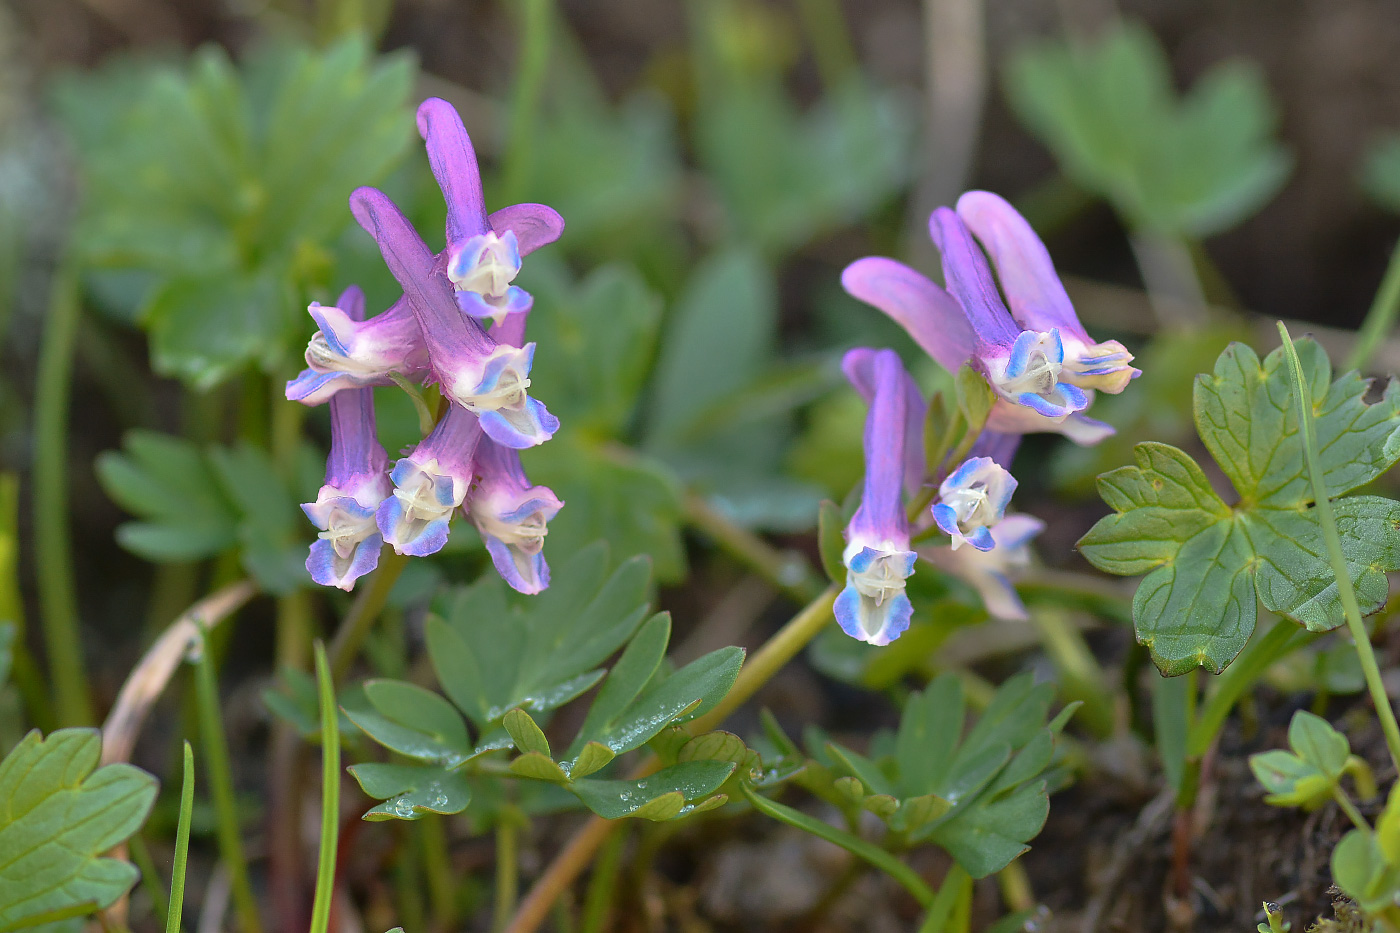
[841,200,1124,446]
[467,305,564,594]
[350,185,558,449]
[286,292,429,405]
[467,439,563,595]
[301,286,392,590]
[376,403,483,557]
[417,98,563,324]
[841,346,927,498]
[931,456,1017,551]
[921,514,1044,621]
[955,191,1139,395]
[834,348,917,647]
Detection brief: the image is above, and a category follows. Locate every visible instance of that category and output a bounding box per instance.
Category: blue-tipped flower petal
[956,190,1139,393]
[933,456,1017,551]
[920,514,1045,621]
[376,404,483,556]
[468,440,563,595]
[287,294,429,406]
[836,348,918,646]
[835,555,914,647]
[457,285,533,324]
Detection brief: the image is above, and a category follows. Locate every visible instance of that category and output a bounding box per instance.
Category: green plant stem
[309,643,341,933]
[502,0,552,203]
[505,587,839,933]
[493,808,521,933]
[192,641,263,933]
[918,864,970,933]
[795,0,857,90]
[421,815,456,933]
[683,492,826,604]
[129,835,169,930]
[743,784,934,906]
[329,549,409,680]
[1031,608,1116,738]
[1129,232,1209,329]
[688,585,837,734]
[168,742,195,933]
[1279,321,1400,775]
[1333,786,1371,832]
[1346,237,1400,372]
[578,829,624,933]
[32,263,92,726]
[0,472,54,731]
[1188,619,1304,758]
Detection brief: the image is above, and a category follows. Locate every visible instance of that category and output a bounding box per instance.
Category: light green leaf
[0,729,157,931]
[1332,828,1400,913]
[502,709,551,759]
[677,732,748,766]
[347,763,472,822]
[1080,338,1400,674]
[508,753,570,784]
[565,742,616,779]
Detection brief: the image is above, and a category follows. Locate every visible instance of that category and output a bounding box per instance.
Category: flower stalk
[1278,321,1400,774]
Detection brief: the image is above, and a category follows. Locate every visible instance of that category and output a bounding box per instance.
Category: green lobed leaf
[347,762,472,822]
[579,644,745,757]
[96,431,240,562]
[426,545,652,730]
[567,614,672,757]
[570,760,736,820]
[1005,20,1289,236]
[0,729,158,930]
[1080,338,1400,674]
[818,673,1062,878]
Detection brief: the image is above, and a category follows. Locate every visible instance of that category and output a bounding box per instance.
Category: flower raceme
[842,191,1138,446]
[290,97,565,594]
[833,190,1137,643]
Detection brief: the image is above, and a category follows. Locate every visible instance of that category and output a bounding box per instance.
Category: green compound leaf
[347,762,472,822]
[1080,338,1400,675]
[0,729,158,931]
[819,673,1065,878]
[1006,20,1289,236]
[96,431,239,562]
[1249,709,1359,810]
[426,543,652,730]
[570,760,735,821]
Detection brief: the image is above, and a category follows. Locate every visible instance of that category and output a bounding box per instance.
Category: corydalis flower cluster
[289,98,564,595]
[834,191,1139,645]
